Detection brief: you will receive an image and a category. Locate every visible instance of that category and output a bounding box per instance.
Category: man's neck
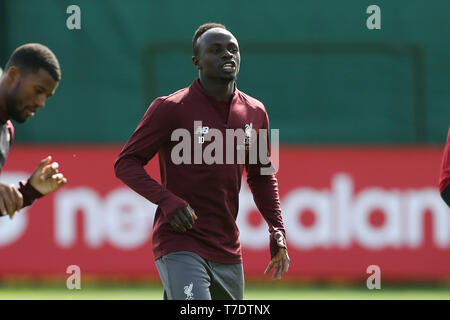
[198,75,235,103]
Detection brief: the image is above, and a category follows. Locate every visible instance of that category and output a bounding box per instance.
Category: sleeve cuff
[18,180,44,207]
[160,195,189,222]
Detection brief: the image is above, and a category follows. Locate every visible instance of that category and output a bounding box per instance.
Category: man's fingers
[169,219,180,231]
[181,207,193,226]
[277,259,284,279]
[178,210,193,230]
[2,188,16,217]
[277,251,290,279]
[52,173,67,187]
[284,255,290,274]
[12,187,23,212]
[37,156,52,171]
[0,198,7,217]
[283,250,290,274]
[280,259,287,279]
[183,207,197,226]
[264,260,274,275]
[41,163,59,180]
[171,214,186,232]
[0,185,23,219]
[171,214,182,228]
[187,205,198,221]
[265,249,291,280]
[282,258,289,276]
[274,262,283,280]
[52,173,64,180]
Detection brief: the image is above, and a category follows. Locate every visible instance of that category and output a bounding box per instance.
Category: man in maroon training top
[0,44,67,220]
[440,126,450,207]
[115,23,289,300]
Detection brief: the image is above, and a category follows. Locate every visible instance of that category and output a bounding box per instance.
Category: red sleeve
[114,98,188,221]
[6,120,14,145]
[18,180,44,207]
[245,111,287,259]
[439,127,450,193]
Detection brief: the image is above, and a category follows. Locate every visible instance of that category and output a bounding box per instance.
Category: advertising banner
[0,146,448,281]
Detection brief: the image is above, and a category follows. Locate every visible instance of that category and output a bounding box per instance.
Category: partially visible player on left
[440,126,450,207]
[0,43,67,220]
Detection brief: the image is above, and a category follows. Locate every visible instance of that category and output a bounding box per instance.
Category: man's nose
[36,95,46,108]
[222,49,233,58]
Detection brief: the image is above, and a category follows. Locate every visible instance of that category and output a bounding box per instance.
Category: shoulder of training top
[238,90,267,112]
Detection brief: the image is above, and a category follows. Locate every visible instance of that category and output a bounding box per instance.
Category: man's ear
[192,56,201,70]
[6,66,20,85]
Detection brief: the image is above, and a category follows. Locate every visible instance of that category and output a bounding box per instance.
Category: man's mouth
[222,61,236,73]
[24,108,36,118]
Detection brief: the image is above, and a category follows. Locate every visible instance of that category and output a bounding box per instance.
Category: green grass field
[0,283,449,300]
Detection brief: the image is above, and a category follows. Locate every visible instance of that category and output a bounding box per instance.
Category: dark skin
[169,27,290,280]
[169,204,197,232]
[170,28,241,232]
[0,67,58,123]
[0,66,67,219]
[192,27,241,102]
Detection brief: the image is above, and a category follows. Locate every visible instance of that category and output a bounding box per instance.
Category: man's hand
[264,231,290,280]
[0,183,23,219]
[29,156,67,195]
[264,247,290,280]
[169,205,198,232]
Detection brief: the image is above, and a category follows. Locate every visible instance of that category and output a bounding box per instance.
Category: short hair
[4,43,61,82]
[192,22,227,56]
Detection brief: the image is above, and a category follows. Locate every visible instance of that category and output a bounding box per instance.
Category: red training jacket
[115,79,286,264]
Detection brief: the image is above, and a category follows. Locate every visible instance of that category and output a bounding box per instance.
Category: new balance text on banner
[0,146,448,281]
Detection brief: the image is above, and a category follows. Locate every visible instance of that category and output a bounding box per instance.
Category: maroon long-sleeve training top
[114,79,286,264]
[0,107,43,208]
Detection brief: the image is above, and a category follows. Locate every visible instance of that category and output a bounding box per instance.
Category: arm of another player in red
[439,126,450,207]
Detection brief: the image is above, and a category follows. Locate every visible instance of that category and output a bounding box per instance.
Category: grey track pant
[155,251,244,300]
